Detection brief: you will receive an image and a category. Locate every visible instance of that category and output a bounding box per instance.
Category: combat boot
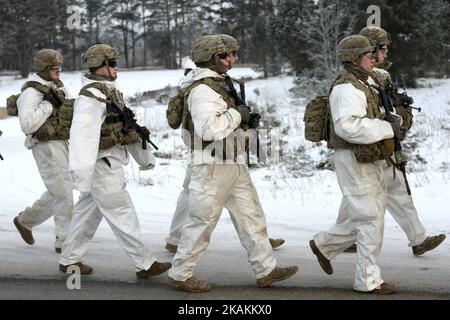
[412,234,446,256]
[368,282,396,295]
[269,238,285,249]
[59,262,93,275]
[168,276,211,293]
[136,261,172,279]
[344,243,357,253]
[257,266,299,288]
[309,239,333,275]
[13,216,34,245]
[165,243,178,254]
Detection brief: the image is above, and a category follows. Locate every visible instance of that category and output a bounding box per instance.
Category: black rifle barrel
[380,87,411,195]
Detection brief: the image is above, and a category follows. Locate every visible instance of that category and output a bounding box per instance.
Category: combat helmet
[219,34,239,53]
[338,35,376,63]
[83,44,119,69]
[359,26,391,46]
[33,49,63,72]
[191,35,228,64]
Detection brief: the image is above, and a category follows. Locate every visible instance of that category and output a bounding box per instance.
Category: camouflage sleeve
[377,69,414,140]
[395,105,414,140]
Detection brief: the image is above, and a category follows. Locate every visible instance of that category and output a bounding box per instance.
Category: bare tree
[300,0,357,79]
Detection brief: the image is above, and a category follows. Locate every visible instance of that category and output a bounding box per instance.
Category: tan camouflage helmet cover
[191,35,228,63]
[219,34,239,52]
[338,35,376,62]
[83,44,119,68]
[359,26,391,46]
[33,49,63,72]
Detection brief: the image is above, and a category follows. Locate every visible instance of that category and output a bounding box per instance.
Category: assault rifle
[384,82,421,113]
[108,101,159,151]
[379,85,413,195]
[224,76,261,164]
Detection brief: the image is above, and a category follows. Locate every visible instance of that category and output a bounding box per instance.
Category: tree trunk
[141,0,147,67]
[95,14,100,43]
[72,32,77,71]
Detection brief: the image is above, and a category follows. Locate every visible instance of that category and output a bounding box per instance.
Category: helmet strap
[209,55,230,74]
[105,59,117,81]
[344,62,371,82]
[37,69,53,82]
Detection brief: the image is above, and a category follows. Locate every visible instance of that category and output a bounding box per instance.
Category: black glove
[43,89,62,108]
[385,114,401,139]
[233,105,251,124]
[248,112,261,129]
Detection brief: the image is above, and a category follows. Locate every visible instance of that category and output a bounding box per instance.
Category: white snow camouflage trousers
[334,162,426,246]
[314,150,389,292]
[166,165,193,246]
[168,163,277,281]
[59,157,156,272]
[18,141,73,248]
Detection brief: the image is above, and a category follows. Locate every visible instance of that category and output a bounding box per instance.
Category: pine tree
[0,0,70,77]
[271,0,310,75]
[354,0,450,86]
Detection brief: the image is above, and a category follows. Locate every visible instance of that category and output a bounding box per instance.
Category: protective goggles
[49,66,62,72]
[217,51,238,60]
[107,59,118,68]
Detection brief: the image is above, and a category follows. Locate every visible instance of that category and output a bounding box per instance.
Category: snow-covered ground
[0,69,449,290]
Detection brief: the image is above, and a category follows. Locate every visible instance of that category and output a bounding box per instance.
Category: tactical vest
[327,70,387,163]
[79,83,140,150]
[7,80,69,142]
[32,81,71,142]
[181,77,248,160]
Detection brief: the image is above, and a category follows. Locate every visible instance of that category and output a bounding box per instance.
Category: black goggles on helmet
[106,59,118,68]
[217,51,238,60]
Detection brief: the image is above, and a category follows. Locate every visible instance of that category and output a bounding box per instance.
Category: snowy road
[1,242,449,300]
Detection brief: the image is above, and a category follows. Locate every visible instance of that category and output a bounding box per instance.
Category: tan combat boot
[269,238,285,249]
[165,243,178,254]
[136,261,172,279]
[168,276,211,293]
[257,266,299,288]
[369,282,396,295]
[59,262,93,275]
[309,240,333,275]
[13,216,34,245]
[412,234,446,256]
[344,243,357,253]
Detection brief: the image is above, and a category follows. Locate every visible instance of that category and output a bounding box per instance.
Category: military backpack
[6,81,52,117]
[167,76,251,160]
[303,96,330,142]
